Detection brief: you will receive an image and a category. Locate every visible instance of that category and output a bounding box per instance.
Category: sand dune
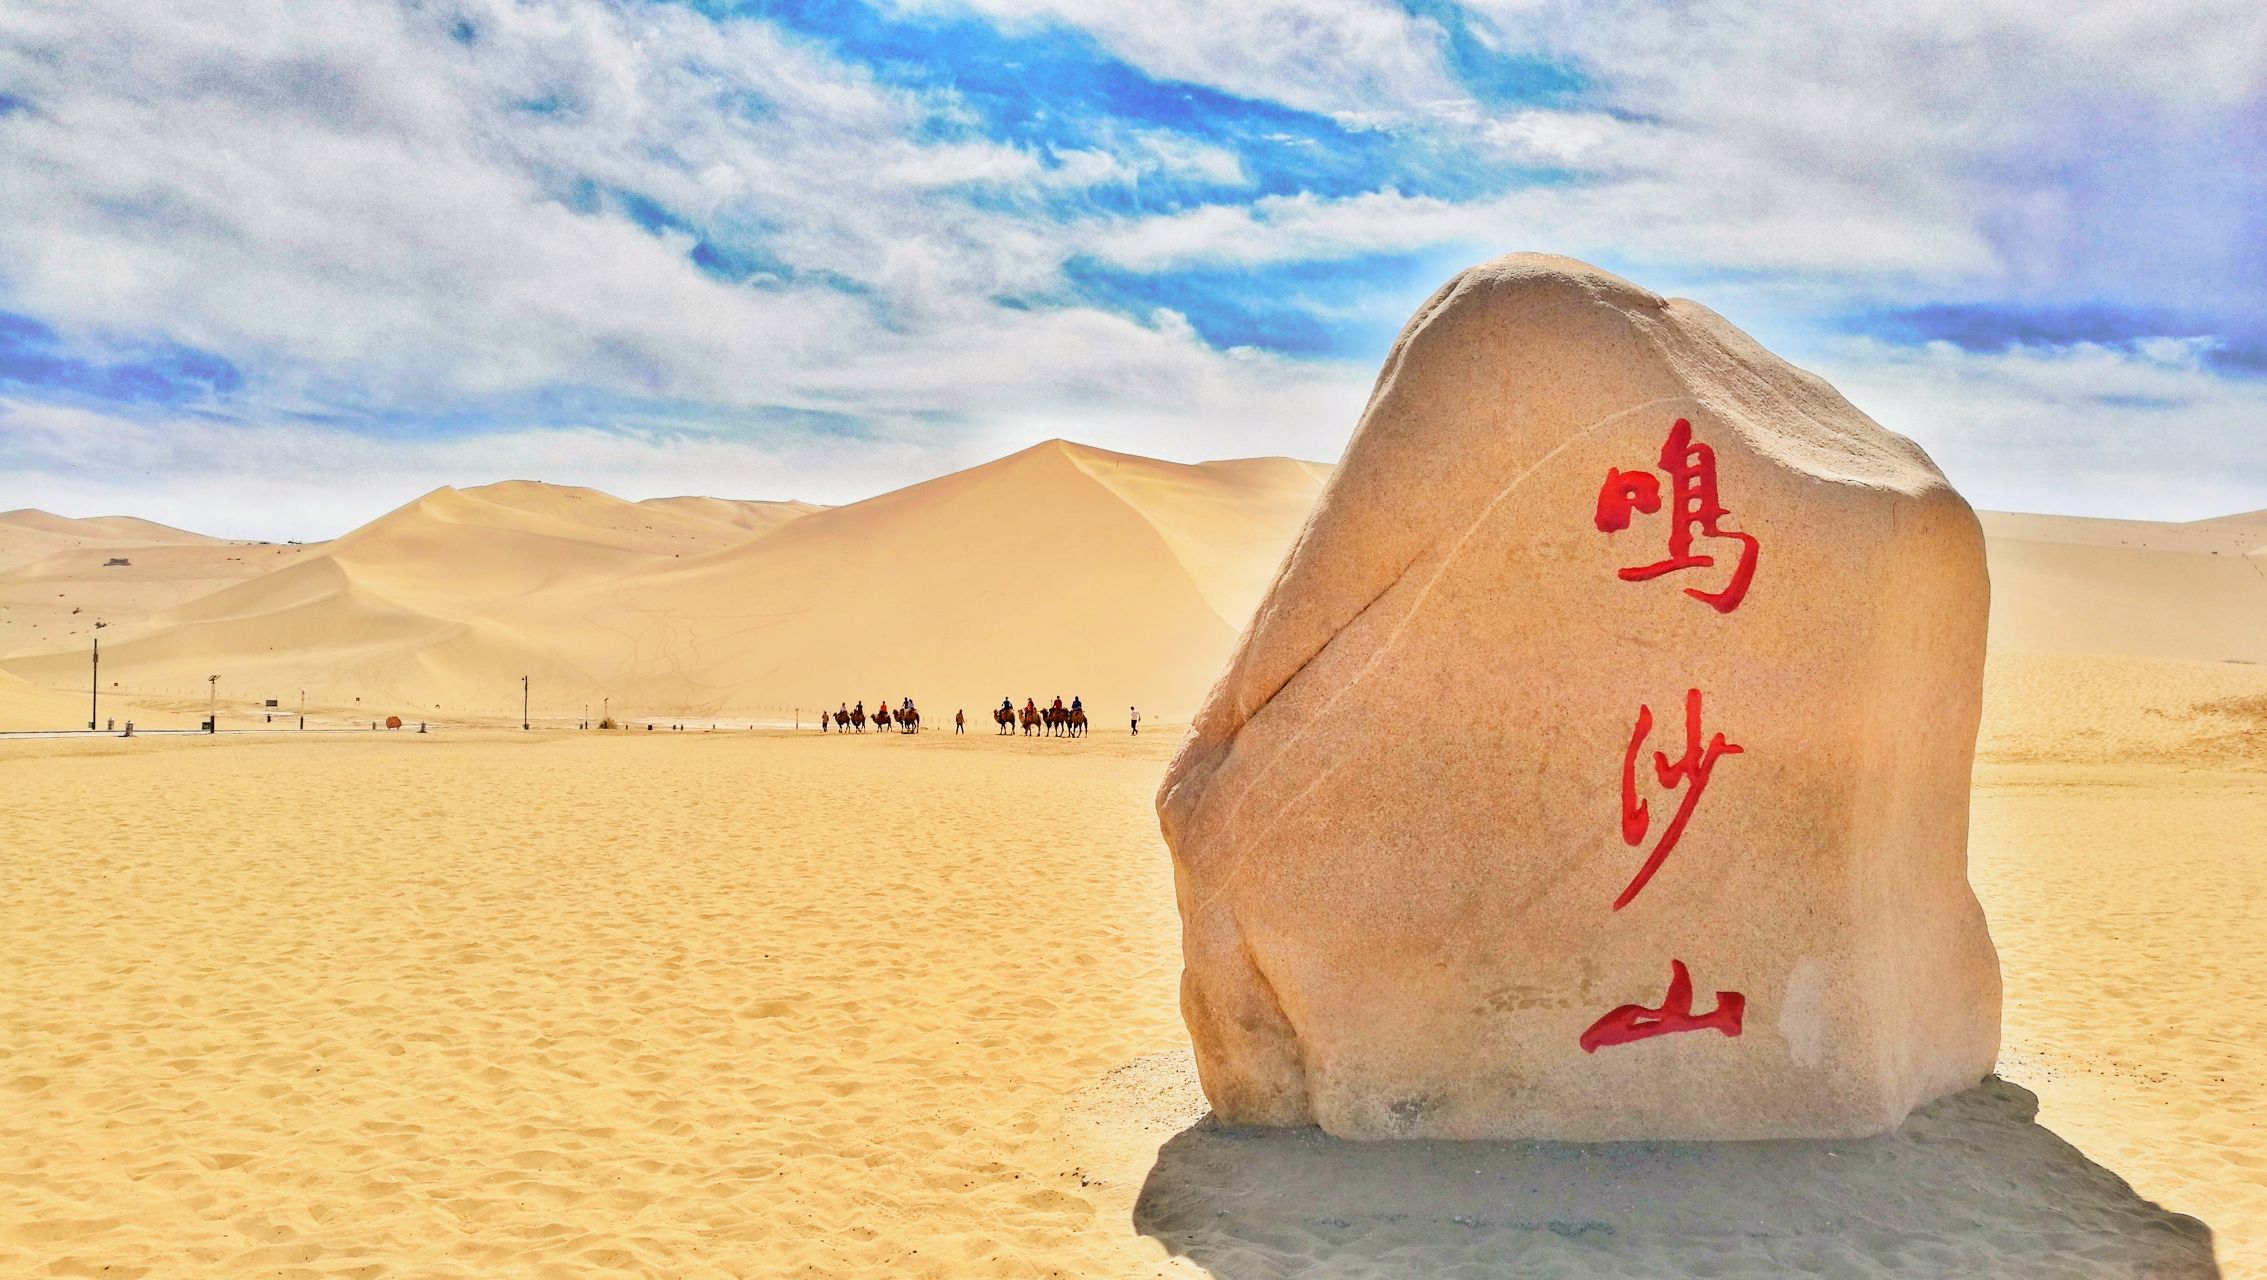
[1973,505,2267,771]
[521,440,1324,722]
[372,482,814,562]
[0,443,1334,724]
[635,494,825,539]
[4,445,2265,734]
[0,482,825,718]
[0,509,311,662]
[0,508,223,570]
[1059,451,1335,628]
[1980,510,2267,666]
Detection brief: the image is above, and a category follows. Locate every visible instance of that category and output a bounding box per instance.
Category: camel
[1020,705,1041,735]
[851,706,866,732]
[899,707,920,734]
[833,708,850,732]
[994,706,1014,734]
[1041,705,1089,737]
[874,704,893,732]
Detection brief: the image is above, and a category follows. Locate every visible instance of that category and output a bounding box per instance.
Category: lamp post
[521,675,530,731]
[299,688,305,730]
[88,634,99,731]
[207,674,218,733]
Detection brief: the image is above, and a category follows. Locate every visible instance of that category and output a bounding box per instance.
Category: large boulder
[1157,253,2000,1141]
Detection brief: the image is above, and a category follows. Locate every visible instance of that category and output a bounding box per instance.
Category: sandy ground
[1,729,1191,1279]
[1975,763,2265,1268]
[2,722,2259,1278]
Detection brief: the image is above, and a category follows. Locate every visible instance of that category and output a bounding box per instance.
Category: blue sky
[0,0,2261,537]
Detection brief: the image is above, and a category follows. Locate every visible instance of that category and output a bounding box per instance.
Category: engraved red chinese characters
[1616,687,1741,911]
[1579,958,1746,1053]
[1593,418,1759,612]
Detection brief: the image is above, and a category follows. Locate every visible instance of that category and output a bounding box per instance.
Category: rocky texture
[1158,253,2000,1141]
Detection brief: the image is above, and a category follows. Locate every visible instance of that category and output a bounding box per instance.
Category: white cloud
[1812,337,2267,521]
[1083,179,1998,287]
[0,0,1314,417]
[1459,0,2267,304]
[0,0,2259,534]
[1479,109,1623,167]
[0,0,1374,534]
[1075,0,2262,317]
[0,1,902,410]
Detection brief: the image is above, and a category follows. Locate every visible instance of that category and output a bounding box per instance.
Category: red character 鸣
[1616,687,1740,911]
[1579,958,1745,1052]
[1593,418,1759,613]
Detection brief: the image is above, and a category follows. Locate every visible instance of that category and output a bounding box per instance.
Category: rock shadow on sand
[1135,1078,2215,1279]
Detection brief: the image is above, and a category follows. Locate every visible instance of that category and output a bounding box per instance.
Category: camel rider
[901,696,913,714]
[1024,698,1037,714]
[1051,695,1064,713]
[854,700,864,715]
[1000,697,1013,713]
[1071,695,1082,714]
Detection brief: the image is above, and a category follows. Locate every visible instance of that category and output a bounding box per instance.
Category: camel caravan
[998,696,1087,737]
[821,699,923,734]
[819,696,1089,737]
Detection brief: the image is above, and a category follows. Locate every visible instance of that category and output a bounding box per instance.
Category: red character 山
[1579,958,1745,1052]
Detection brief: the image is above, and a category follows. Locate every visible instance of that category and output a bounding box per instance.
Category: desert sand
[0,716,2257,1277]
[2,447,2262,1276]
